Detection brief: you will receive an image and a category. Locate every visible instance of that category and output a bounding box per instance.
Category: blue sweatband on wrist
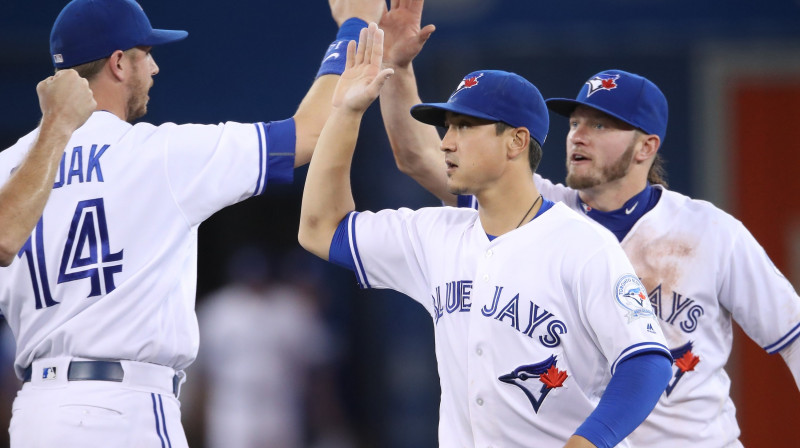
[316,17,369,79]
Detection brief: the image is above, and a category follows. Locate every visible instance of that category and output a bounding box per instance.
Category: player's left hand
[380,0,435,69]
[329,0,387,27]
[332,22,394,113]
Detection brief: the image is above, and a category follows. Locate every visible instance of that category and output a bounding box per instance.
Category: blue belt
[23,361,179,396]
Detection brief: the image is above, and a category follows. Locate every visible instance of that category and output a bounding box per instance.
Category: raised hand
[380,0,435,69]
[37,69,96,134]
[329,0,387,26]
[332,22,395,113]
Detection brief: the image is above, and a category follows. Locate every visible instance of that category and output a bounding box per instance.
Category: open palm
[333,23,394,113]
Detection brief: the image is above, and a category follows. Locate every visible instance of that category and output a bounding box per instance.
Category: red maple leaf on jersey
[540,365,568,388]
[676,351,700,372]
[463,77,479,88]
[601,78,617,89]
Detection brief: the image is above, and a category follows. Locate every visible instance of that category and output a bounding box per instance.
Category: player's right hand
[329,0,387,27]
[332,23,394,113]
[380,0,435,69]
[37,69,96,133]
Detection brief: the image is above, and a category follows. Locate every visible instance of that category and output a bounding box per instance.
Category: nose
[150,56,160,76]
[441,127,456,153]
[568,122,588,146]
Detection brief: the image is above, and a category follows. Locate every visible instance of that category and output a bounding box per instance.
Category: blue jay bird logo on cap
[585,74,620,97]
[449,73,484,99]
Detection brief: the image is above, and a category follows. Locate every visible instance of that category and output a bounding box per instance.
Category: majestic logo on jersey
[665,341,700,396]
[585,74,620,97]
[615,274,656,322]
[499,355,568,413]
[648,284,705,333]
[450,73,484,99]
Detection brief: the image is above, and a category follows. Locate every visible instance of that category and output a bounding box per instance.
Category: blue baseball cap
[50,0,188,69]
[546,69,668,142]
[410,70,549,146]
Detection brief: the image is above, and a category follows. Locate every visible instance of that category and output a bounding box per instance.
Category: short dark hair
[495,122,542,173]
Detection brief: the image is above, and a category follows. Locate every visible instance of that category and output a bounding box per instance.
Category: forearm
[573,353,671,448]
[298,107,361,260]
[780,337,800,392]
[0,119,69,265]
[294,18,369,167]
[293,75,339,167]
[379,64,453,205]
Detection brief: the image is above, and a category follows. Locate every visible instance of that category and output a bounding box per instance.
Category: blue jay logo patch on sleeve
[614,274,656,322]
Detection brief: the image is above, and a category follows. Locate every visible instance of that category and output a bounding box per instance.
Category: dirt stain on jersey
[622,224,695,297]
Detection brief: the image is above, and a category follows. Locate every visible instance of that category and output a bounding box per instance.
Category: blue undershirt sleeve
[328,213,356,271]
[574,352,672,448]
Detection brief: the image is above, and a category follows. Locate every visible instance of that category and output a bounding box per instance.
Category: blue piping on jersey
[253,122,266,197]
[610,341,671,374]
[349,213,371,288]
[151,393,166,448]
[765,321,800,354]
[158,394,172,448]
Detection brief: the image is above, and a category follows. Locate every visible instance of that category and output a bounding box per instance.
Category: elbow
[0,244,16,267]
[297,215,329,261]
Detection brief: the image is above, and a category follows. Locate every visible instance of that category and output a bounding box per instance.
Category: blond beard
[565,139,635,190]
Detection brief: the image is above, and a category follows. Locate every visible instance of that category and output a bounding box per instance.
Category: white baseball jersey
[339,201,670,447]
[536,174,800,448]
[0,111,294,379]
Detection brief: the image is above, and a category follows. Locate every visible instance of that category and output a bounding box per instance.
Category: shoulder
[656,187,744,233]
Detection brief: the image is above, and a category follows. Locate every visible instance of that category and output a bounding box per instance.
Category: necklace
[516,194,543,229]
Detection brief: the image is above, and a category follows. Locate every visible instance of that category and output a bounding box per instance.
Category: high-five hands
[332,22,395,113]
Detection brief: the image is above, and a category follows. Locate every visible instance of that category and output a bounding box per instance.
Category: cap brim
[410,102,500,127]
[141,29,189,47]
[546,97,638,131]
[545,98,583,117]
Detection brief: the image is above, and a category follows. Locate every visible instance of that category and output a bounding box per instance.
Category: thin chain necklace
[516,194,543,229]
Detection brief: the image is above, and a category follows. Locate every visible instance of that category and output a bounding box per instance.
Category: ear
[107,50,127,82]
[634,133,660,163]
[507,127,529,161]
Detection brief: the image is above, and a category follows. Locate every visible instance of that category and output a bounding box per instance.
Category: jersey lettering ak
[0,111,294,380]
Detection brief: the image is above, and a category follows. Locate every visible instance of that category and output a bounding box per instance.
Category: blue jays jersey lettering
[330,201,669,447]
[0,111,295,380]
[536,173,800,447]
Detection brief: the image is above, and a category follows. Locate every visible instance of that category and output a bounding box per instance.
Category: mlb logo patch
[42,367,57,380]
[53,54,64,64]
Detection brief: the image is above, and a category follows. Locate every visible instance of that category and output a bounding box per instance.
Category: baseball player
[298,22,673,448]
[0,0,384,446]
[376,4,800,446]
[0,70,95,266]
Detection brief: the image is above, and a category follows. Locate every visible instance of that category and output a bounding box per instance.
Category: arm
[0,70,95,266]
[298,23,394,259]
[292,0,387,167]
[378,0,454,204]
[780,339,800,392]
[568,353,672,448]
